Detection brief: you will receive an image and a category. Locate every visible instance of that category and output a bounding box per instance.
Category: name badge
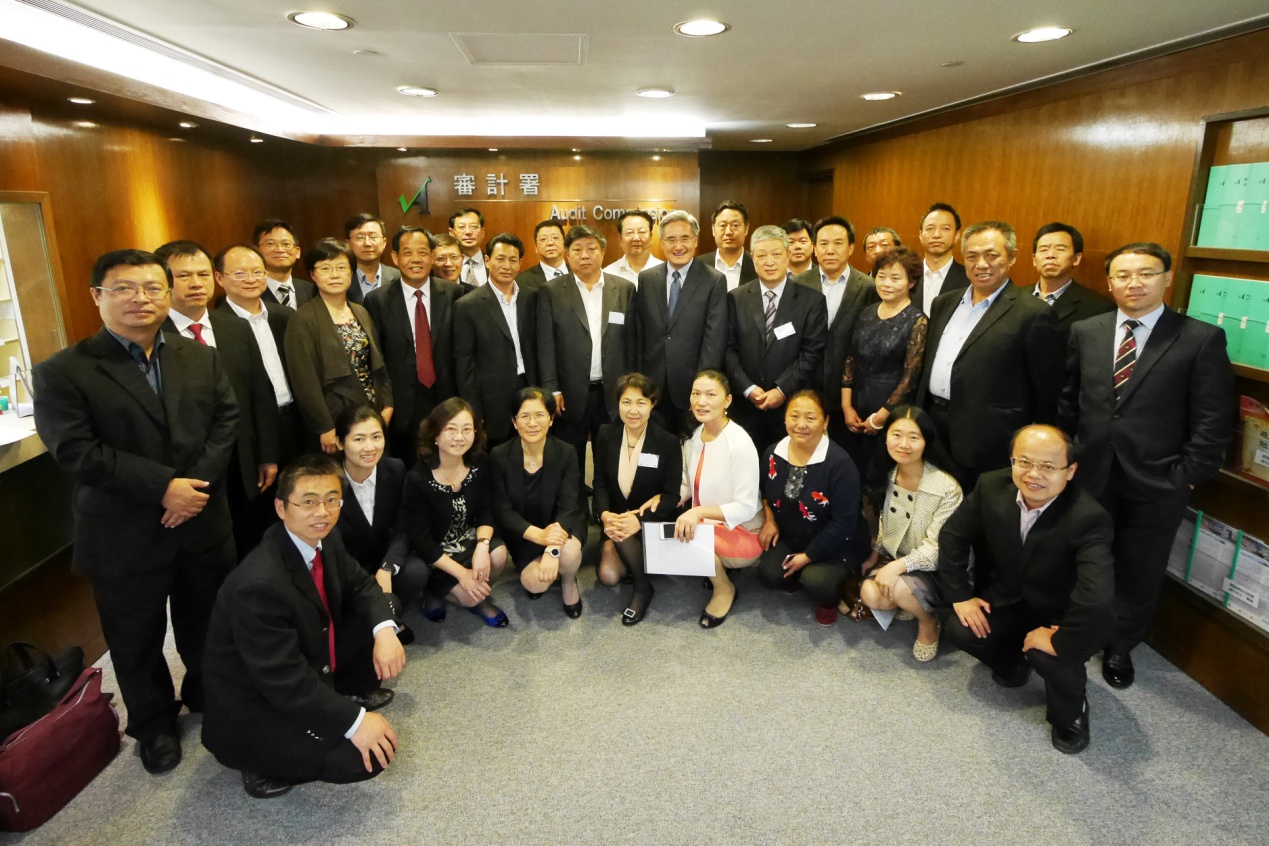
[773,322,796,340]
[638,453,660,468]
[608,312,626,325]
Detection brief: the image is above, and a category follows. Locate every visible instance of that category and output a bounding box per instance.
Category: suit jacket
[334,457,410,576]
[32,328,238,575]
[453,282,539,443]
[915,282,1064,474]
[284,298,393,437]
[792,266,880,405]
[346,264,402,305]
[262,277,317,309]
[912,260,969,315]
[1046,282,1116,343]
[214,298,294,371]
[536,272,636,425]
[488,436,588,543]
[937,468,1115,657]
[725,279,828,399]
[1058,307,1234,499]
[515,262,563,291]
[632,260,728,411]
[363,278,463,439]
[201,524,393,774]
[162,312,278,500]
[591,422,682,522]
[699,250,758,289]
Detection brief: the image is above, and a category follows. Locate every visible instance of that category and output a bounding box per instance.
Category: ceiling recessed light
[397,86,439,98]
[396,147,408,152]
[651,155,662,161]
[489,148,499,152]
[861,91,900,101]
[674,19,729,37]
[179,121,197,129]
[68,97,94,105]
[636,87,674,99]
[353,50,380,57]
[1014,26,1072,43]
[786,122,817,129]
[167,137,185,142]
[941,60,965,68]
[287,11,354,31]
[73,121,96,128]
[249,135,264,143]
[750,138,773,143]
[573,155,582,161]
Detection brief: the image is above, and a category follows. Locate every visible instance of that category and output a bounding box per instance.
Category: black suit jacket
[725,279,828,399]
[698,250,758,289]
[33,328,238,575]
[363,278,462,439]
[912,260,969,315]
[916,282,1064,474]
[536,273,636,424]
[632,260,728,411]
[346,264,403,305]
[792,266,880,405]
[334,457,410,576]
[1058,307,1234,499]
[201,524,393,773]
[1046,282,1116,343]
[591,423,682,522]
[488,436,587,543]
[515,262,562,291]
[214,298,294,376]
[453,283,538,442]
[262,277,317,309]
[937,468,1115,657]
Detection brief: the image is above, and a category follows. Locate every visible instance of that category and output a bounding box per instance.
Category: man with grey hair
[725,225,827,448]
[916,221,1063,490]
[632,210,728,434]
[863,227,902,269]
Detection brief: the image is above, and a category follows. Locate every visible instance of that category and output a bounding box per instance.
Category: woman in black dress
[593,373,683,625]
[401,397,510,627]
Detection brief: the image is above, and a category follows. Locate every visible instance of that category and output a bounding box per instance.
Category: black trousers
[925,396,981,493]
[943,601,1101,727]
[556,382,609,488]
[389,382,444,465]
[756,540,851,606]
[651,396,694,440]
[1098,459,1192,653]
[90,534,236,740]
[731,399,785,456]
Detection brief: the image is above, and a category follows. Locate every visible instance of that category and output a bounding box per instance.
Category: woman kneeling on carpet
[401,397,510,627]
[856,405,962,661]
[756,390,871,626]
[490,388,587,618]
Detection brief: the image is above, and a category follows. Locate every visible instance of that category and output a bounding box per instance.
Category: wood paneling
[698,152,808,252]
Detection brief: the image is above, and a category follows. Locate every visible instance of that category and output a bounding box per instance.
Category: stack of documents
[1188,274,1269,370]
[1195,163,1269,250]
[1169,507,1269,634]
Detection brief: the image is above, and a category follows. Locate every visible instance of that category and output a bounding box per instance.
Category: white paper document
[643,522,716,576]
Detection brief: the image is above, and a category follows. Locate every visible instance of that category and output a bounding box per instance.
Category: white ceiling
[6,0,1269,150]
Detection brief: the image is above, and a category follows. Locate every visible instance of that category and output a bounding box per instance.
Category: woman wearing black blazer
[489,388,588,618]
[284,238,393,454]
[593,373,682,625]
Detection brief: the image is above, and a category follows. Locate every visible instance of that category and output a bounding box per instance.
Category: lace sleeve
[883,314,928,410]
[841,354,856,388]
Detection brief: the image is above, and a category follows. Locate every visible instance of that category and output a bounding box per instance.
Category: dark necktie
[189,323,207,345]
[277,285,292,308]
[764,289,777,344]
[1113,319,1141,402]
[414,289,436,388]
[311,548,336,671]
[668,270,682,316]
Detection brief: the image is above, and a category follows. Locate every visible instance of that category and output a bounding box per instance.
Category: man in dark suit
[916,221,1064,491]
[364,227,463,460]
[537,224,636,474]
[782,218,816,277]
[632,210,729,435]
[516,218,569,291]
[863,226,902,269]
[939,425,1115,754]
[449,207,488,287]
[1058,241,1234,690]
[792,215,879,441]
[202,455,405,798]
[454,233,538,444]
[156,241,278,556]
[913,202,970,315]
[699,201,757,292]
[1031,222,1114,341]
[254,218,316,309]
[344,213,401,305]
[726,225,828,449]
[33,249,239,774]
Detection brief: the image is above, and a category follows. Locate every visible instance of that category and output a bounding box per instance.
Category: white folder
[643,522,717,576]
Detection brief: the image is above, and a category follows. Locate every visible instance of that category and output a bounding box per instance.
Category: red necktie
[414,290,436,388]
[189,323,207,345]
[311,548,336,671]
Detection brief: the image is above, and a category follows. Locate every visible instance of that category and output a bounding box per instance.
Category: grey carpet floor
[4,564,1268,846]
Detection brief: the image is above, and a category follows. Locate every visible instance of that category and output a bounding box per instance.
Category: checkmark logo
[398,176,432,213]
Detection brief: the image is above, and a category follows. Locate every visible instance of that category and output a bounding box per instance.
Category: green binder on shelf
[1196,165,1227,247]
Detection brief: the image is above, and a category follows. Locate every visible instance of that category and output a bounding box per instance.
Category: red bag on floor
[0,667,120,832]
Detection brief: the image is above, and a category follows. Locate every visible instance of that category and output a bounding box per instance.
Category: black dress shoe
[396,624,416,645]
[1102,648,1135,689]
[991,658,1032,688]
[622,586,654,627]
[563,596,583,619]
[525,589,545,600]
[700,589,737,629]
[347,688,394,712]
[1051,699,1091,754]
[139,730,182,775]
[242,770,294,799]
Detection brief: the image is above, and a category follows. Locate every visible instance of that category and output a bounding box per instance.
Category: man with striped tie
[1059,242,1234,690]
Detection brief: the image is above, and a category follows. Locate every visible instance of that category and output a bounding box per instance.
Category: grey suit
[346,264,402,305]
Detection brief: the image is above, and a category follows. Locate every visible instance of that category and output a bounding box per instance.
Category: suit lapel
[600,276,623,341]
[89,329,167,426]
[958,285,1015,357]
[507,439,527,508]
[668,264,703,330]
[159,334,187,426]
[279,529,327,617]
[479,285,514,343]
[1118,308,1180,406]
[561,276,590,332]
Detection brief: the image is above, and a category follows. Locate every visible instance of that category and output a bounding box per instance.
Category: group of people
[30,198,1234,798]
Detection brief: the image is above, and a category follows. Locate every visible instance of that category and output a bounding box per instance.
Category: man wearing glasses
[33,249,239,776]
[939,425,1115,754]
[1059,242,1234,691]
[253,218,314,309]
[343,213,400,305]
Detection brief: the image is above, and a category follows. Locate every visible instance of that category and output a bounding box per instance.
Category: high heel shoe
[563,597,583,619]
[700,588,737,629]
[621,585,654,626]
[421,597,447,623]
[467,602,509,628]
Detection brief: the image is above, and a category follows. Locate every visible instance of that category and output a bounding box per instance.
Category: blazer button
[1112,413,1120,419]
[322,626,328,634]
[322,665,331,674]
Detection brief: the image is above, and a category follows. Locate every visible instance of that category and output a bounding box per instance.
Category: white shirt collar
[168,309,208,332]
[773,434,830,465]
[1116,304,1164,330]
[224,297,262,319]
[285,528,323,570]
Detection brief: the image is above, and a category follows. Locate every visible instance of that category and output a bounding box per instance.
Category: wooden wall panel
[699,152,809,252]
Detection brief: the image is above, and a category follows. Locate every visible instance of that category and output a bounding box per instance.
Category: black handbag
[0,643,85,741]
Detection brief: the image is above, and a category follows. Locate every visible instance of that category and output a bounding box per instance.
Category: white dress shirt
[819,268,849,326]
[745,279,787,397]
[604,254,662,286]
[1113,304,1165,366]
[494,283,526,375]
[401,279,431,348]
[715,253,744,292]
[927,283,1010,400]
[224,298,294,407]
[541,262,568,281]
[921,260,954,316]
[347,466,377,525]
[575,276,605,380]
[168,309,216,347]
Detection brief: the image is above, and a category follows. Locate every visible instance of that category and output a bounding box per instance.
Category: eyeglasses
[350,233,383,243]
[260,240,296,251]
[442,426,475,437]
[516,411,550,423]
[715,222,745,232]
[1110,270,1165,283]
[95,284,169,300]
[287,495,343,511]
[1010,457,1069,474]
[226,270,267,282]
